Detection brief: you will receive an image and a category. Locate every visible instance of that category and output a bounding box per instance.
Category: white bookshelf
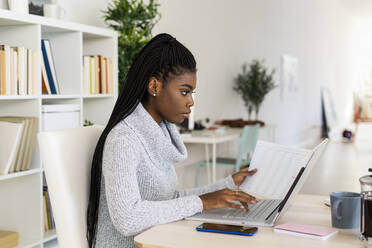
[0,9,118,248]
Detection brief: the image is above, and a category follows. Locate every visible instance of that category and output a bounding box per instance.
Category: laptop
[186,139,328,227]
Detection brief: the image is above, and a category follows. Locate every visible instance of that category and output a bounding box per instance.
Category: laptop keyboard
[221,199,279,220]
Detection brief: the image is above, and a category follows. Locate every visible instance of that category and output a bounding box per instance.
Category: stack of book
[43,186,55,232]
[0,117,38,175]
[41,39,60,95]
[83,55,114,95]
[0,45,38,96]
[0,230,19,248]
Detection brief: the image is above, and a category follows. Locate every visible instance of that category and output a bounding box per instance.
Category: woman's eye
[181,90,189,96]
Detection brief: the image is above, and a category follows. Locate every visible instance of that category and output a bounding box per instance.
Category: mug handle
[332,199,342,220]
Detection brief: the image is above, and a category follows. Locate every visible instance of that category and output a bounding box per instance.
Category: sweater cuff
[191,195,204,213]
[226,175,237,190]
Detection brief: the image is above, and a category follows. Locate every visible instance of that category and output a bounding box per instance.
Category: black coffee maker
[360,168,372,247]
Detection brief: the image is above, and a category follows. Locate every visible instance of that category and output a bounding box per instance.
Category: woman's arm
[102,131,203,237]
[173,176,237,198]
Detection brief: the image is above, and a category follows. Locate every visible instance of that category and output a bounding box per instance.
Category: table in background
[181,125,277,184]
[181,129,240,183]
[134,194,362,248]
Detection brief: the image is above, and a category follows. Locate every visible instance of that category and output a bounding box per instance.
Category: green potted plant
[103,0,161,92]
[233,60,276,126]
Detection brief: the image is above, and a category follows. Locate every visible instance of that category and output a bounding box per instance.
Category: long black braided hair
[86,33,197,247]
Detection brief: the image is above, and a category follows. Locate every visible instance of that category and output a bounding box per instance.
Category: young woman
[87,33,258,248]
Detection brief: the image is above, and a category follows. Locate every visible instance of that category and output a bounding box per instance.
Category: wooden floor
[300,126,372,196]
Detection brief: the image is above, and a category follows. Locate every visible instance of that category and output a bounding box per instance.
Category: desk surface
[134,194,362,248]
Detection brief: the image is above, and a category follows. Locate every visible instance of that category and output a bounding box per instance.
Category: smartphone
[196,223,258,236]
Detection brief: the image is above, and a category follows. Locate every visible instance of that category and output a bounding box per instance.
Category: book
[3,45,11,95]
[274,222,338,240]
[22,117,38,171]
[27,48,32,95]
[31,50,38,95]
[83,56,90,94]
[18,46,26,95]
[98,55,102,93]
[43,194,48,232]
[0,121,23,174]
[0,230,19,247]
[104,57,108,94]
[10,47,17,95]
[108,58,113,94]
[0,46,6,95]
[41,51,51,94]
[0,117,29,173]
[89,56,96,94]
[43,40,60,94]
[94,56,99,94]
[41,40,57,94]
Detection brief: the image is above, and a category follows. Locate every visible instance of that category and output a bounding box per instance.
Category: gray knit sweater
[95,103,236,247]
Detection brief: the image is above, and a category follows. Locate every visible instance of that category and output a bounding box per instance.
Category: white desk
[181,129,240,183]
[181,125,276,184]
[134,194,362,248]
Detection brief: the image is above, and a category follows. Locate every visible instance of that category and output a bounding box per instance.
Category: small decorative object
[29,0,50,16]
[103,0,161,92]
[0,0,8,10]
[43,3,65,19]
[280,54,299,101]
[84,119,94,127]
[8,0,28,14]
[233,60,276,125]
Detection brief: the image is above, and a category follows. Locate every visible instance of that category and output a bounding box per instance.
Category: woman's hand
[199,189,258,211]
[232,167,258,189]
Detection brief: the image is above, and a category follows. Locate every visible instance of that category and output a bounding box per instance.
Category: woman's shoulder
[105,120,140,146]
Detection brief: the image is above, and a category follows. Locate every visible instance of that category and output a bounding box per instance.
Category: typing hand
[199,189,258,211]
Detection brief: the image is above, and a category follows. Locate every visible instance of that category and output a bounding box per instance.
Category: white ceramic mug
[0,0,8,9]
[43,4,65,19]
[8,0,28,13]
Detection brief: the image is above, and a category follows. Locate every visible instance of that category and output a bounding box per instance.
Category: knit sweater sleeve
[102,130,203,237]
[174,176,237,198]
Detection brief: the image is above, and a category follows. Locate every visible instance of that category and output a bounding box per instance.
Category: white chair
[38,126,103,248]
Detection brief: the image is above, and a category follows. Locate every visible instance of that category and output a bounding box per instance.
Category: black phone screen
[197,223,257,235]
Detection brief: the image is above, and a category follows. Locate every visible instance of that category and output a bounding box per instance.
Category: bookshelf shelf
[0,168,41,182]
[43,230,57,243]
[0,9,118,248]
[83,94,113,98]
[15,236,41,248]
[0,95,39,100]
[41,94,81,99]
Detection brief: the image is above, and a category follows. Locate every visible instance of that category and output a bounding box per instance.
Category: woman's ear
[147,77,163,96]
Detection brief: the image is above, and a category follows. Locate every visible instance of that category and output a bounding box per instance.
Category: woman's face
[152,72,197,124]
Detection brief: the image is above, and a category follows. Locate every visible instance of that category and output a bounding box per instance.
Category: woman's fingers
[239,168,257,176]
[227,190,258,204]
[227,202,244,209]
[240,201,250,211]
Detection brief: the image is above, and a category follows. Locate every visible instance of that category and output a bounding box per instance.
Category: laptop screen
[265,139,328,220]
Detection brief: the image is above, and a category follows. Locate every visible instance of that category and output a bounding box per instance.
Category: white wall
[60,0,356,186]
[57,0,110,28]
[61,0,354,145]
[153,0,354,145]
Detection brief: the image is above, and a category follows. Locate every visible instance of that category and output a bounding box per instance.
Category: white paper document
[240,140,313,199]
